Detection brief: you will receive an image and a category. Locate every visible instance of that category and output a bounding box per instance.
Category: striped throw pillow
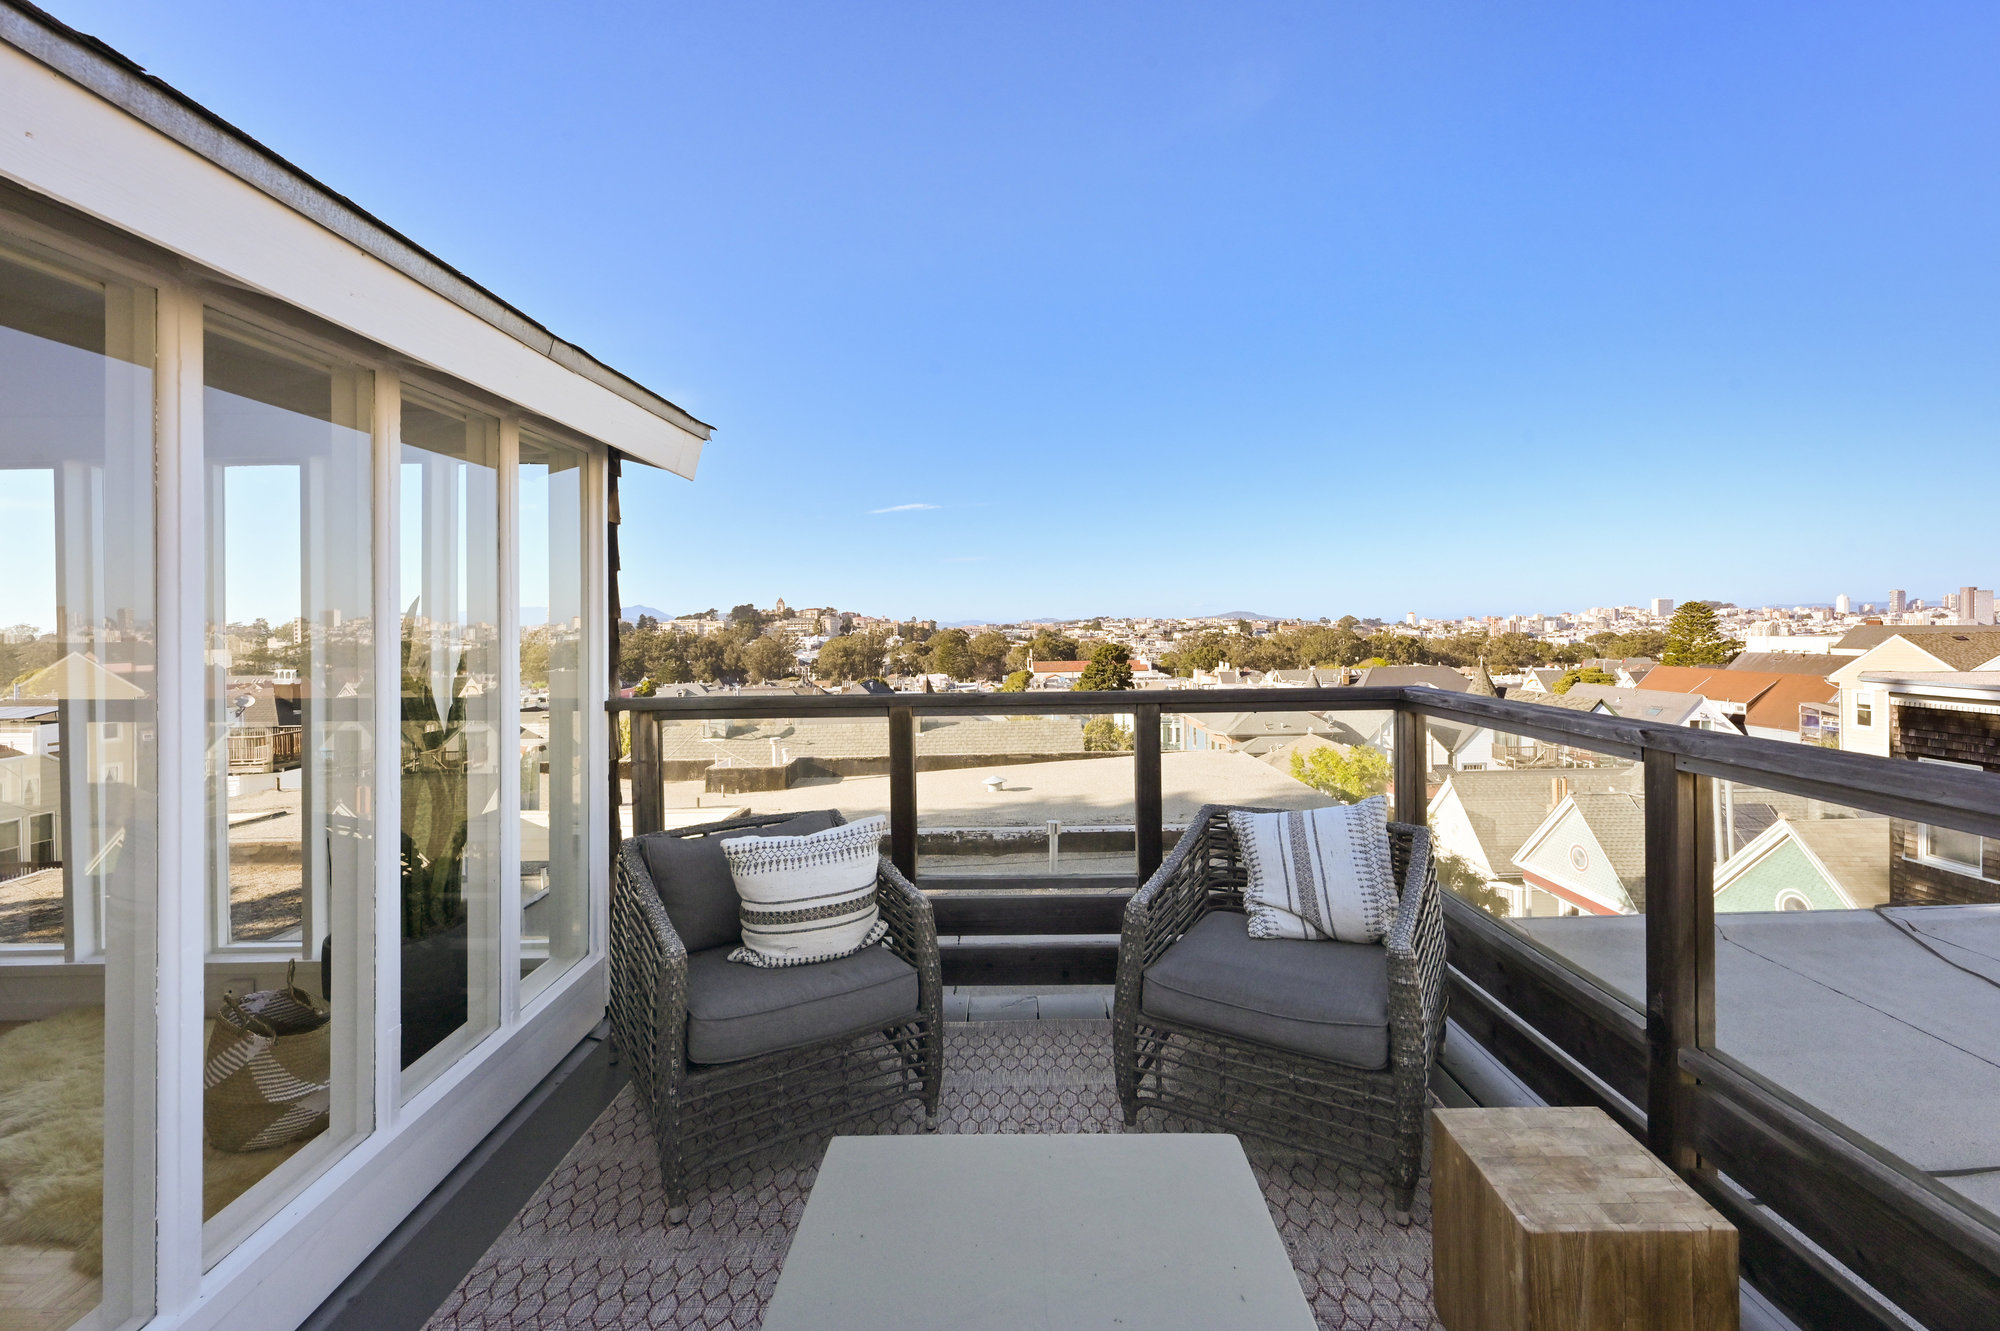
[1228,798,1398,945]
[723,815,890,967]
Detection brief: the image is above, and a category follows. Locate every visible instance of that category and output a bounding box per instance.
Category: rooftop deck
[423,1019,1443,1330]
[594,684,2000,1329]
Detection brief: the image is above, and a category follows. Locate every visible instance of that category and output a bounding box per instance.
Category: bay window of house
[0,236,157,1327]
[517,430,589,997]
[398,389,503,1092]
[200,312,376,1253]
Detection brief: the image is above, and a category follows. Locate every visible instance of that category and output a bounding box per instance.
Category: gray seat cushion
[1141,909,1389,1070]
[637,811,838,953]
[685,942,918,1065]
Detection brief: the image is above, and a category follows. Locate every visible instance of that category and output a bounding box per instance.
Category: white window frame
[0,198,615,1328]
[1911,758,1991,880]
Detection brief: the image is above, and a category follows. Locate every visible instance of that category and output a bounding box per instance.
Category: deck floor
[425,1019,1442,1329]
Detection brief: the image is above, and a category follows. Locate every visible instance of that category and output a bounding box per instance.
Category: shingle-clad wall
[1888,701,2000,906]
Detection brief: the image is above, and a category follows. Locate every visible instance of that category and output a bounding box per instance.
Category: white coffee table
[760,1133,1317,1331]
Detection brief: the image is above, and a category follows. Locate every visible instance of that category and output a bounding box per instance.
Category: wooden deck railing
[611,684,2000,1330]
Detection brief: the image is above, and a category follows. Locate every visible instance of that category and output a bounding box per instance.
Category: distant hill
[1198,610,1285,621]
[621,603,675,621]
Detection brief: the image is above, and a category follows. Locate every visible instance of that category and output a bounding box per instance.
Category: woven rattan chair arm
[1381,824,1445,1065]
[874,855,939,967]
[612,839,690,1117]
[1383,823,1431,961]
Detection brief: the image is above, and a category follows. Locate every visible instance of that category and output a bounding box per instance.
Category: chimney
[1550,776,1569,805]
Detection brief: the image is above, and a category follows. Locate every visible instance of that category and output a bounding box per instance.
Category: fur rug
[0,1008,306,1275]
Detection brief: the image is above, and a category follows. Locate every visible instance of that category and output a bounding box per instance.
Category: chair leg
[922,1024,943,1122]
[1389,1139,1420,1227]
[1114,1026,1140,1126]
[660,1139,688,1222]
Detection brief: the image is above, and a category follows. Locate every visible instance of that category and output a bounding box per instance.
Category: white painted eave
[0,32,707,477]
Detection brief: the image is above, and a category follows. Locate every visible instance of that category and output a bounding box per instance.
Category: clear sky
[46,1,2000,623]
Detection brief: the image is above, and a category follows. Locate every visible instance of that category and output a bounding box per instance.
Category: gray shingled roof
[1833,623,2000,655]
[1566,792,1648,907]
[1548,684,1706,726]
[1355,665,1472,692]
[1912,631,2000,670]
[1785,816,1892,908]
[1441,766,1644,881]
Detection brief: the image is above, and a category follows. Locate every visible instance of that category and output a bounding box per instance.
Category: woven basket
[203,961,331,1153]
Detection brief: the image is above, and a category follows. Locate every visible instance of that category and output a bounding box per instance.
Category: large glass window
[517,431,588,996]
[200,314,374,1248]
[0,241,156,1327]
[399,391,502,1089]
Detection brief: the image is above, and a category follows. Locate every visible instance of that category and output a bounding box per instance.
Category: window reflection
[0,242,156,1326]
[399,393,501,1084]
[518,432,588,994]
[200,316,374,1246]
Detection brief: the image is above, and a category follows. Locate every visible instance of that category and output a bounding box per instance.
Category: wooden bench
[1431,1106,1738,1331]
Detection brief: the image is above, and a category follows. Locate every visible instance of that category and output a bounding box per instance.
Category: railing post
[1392,706,1427,826]
[888,706,917,881]
[629,709,663,837]
[1643,748,1714,1175]
[1133,701,1162,881]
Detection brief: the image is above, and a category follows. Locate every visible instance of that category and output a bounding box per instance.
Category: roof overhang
[0,4,708,476]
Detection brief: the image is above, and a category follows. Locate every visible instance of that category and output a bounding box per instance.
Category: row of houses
[1417,624,2000,917]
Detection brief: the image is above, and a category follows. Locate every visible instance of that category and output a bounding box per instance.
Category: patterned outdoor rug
[425,1019,1442,1330]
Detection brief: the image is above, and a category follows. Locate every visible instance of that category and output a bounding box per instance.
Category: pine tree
[1661,602,1742,666]
[1075,641,1133,690]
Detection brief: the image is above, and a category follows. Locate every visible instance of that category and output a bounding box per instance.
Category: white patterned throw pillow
[723,815,890,967]
[1228,798,1399,945]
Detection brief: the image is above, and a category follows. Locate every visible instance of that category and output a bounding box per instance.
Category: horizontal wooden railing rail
[609,682,2000,1328]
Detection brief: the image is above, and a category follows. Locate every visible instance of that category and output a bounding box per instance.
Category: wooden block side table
[1431,1107,1738,1331]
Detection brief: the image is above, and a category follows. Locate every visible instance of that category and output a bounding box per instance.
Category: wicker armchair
[610,811,942,1209]
[1112,805,1446,1222]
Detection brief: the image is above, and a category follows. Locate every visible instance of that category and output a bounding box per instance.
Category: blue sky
[50,1,2000,623]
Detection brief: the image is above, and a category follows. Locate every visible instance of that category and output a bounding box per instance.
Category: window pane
[399,393,501,1087]
[0,241,156,1326]
[518,432,588,995]
[200,315,374,1248]
[1924,823,1983,873]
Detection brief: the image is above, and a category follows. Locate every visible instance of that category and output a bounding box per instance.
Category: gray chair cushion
[638,810,838,953]
[685,942,918,1065]
[1141,909,1389,1070]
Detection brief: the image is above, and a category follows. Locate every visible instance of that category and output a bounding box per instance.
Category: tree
[1289,744,1392,804]
[967,630,1011,680]
[1158,630,1230,677]
[742,635,795,683]
[1661,602,1741,666]
[1075,641,1133,690]
[1587,628,1667,660]
[728,603,764,632]
[1082,715,1134,751]
[927,628,974,680]
[1025,628,1081,663]
[1435,849,1510,918]
[1552,666,1617,694]
[815,633,883,683]
[999,669,1032,692]
[1483,632,1550,674]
